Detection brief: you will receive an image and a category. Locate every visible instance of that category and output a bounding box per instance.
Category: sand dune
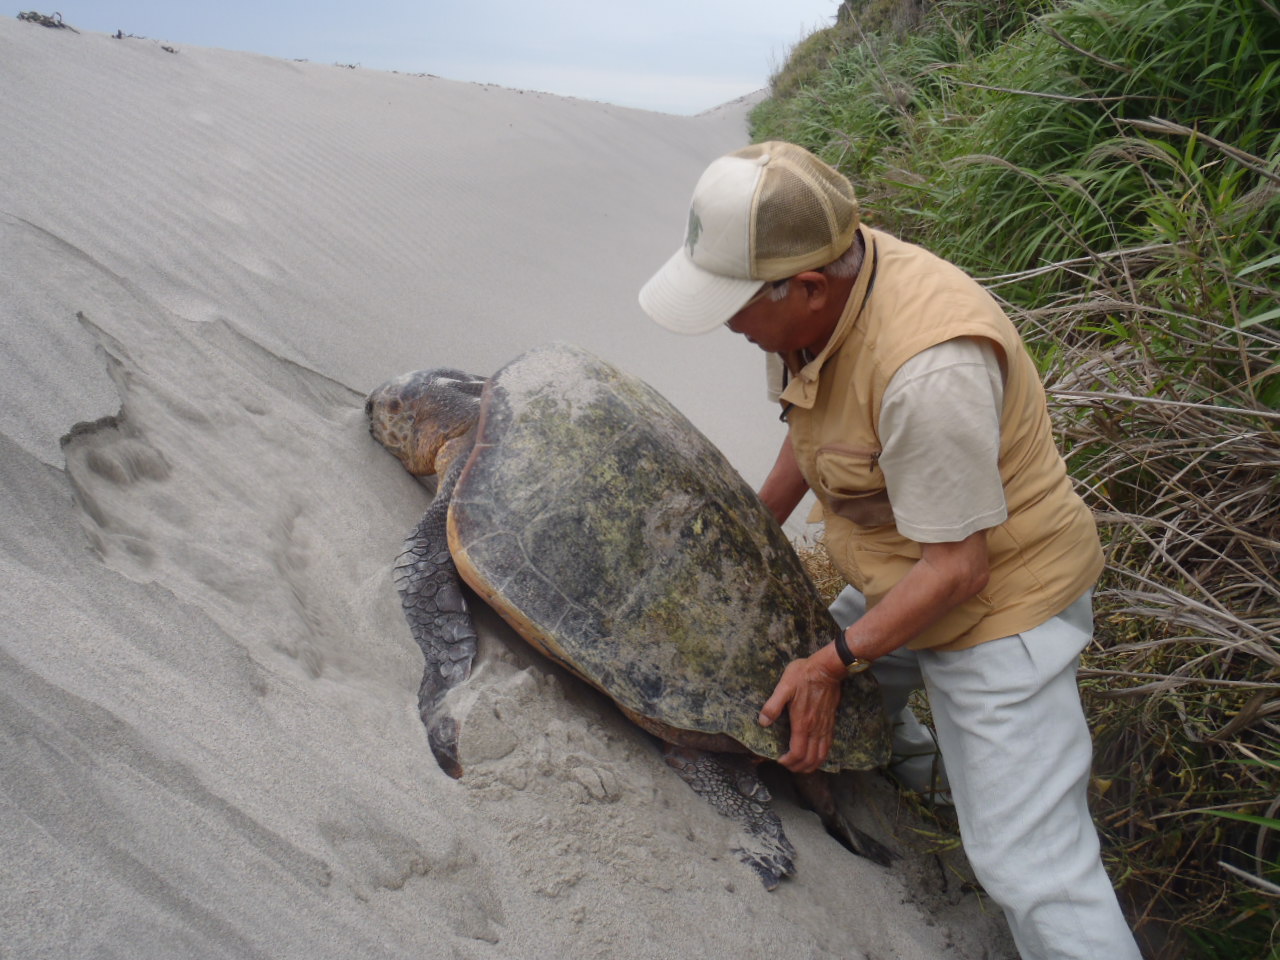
[0,18,1011,958]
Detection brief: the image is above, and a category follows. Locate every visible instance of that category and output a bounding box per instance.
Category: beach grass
[769,1,1280,954]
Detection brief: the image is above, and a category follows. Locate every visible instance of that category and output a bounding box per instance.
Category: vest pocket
[813,446,895,527]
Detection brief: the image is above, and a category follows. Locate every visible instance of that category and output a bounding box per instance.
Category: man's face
[725,285,791,352]
[725,274,834,355]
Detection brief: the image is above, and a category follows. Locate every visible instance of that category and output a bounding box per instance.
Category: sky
[45,1,843,115]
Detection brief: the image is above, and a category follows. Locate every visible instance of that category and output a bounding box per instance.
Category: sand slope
[0,18,1012,959]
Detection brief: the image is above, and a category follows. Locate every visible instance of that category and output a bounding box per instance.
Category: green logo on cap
[685,208,702,254]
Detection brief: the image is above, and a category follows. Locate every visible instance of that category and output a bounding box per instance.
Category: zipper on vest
[817,443,882,461]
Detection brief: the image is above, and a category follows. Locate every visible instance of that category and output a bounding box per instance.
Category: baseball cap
[639,141,859,335]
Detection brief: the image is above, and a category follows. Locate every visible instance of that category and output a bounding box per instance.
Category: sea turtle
[366,342,891,888]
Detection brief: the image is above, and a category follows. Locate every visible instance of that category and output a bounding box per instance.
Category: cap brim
[638,247,764,336]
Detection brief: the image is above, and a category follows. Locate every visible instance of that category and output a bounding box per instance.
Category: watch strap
[834,631,872,674]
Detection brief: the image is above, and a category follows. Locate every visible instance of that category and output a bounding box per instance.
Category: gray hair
[767,235,865,302]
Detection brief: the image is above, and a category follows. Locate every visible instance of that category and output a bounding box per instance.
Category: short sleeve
[878,337,1008,542]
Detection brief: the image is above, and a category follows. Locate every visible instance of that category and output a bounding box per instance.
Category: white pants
[830,587,1141,960]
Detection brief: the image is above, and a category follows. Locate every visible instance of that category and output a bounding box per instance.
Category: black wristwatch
[834,631,873,676]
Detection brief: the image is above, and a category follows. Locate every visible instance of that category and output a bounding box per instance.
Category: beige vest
[779,227,1103,651]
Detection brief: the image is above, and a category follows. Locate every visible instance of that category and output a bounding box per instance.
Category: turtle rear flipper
[394,458,477,779]
[663,746,797,890]
[792,771,896,867]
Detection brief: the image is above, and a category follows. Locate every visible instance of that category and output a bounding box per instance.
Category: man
[638,141,1140,960]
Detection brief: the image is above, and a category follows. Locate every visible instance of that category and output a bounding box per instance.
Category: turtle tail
[394,456,477,779]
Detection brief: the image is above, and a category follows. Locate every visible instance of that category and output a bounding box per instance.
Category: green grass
[765,1,1280,955]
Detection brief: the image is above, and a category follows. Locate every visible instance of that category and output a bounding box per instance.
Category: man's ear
[795,270,829,311]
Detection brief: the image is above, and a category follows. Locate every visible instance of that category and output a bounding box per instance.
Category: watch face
[846,658,872,675]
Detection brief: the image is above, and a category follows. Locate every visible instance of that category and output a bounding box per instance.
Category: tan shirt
[774,226,1103,651]
[880,337,1007,542]
[767,337,1008,541]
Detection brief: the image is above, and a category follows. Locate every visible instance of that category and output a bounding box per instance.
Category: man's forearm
[758,434,808,526]
[841,531,991,662]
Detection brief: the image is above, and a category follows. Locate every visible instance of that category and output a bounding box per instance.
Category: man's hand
[758,651,846,774]
[757,530,991,775]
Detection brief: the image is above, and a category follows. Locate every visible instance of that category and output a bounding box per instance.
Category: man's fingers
[758,677,795,727]
[802,736,830,774]
[780,729,833,773]
[778,730,809,771]
[785,727,833,774]
[762,655,842,772]
[809,735,832,773]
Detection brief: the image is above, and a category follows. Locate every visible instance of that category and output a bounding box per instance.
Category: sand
[0,18,1014,959]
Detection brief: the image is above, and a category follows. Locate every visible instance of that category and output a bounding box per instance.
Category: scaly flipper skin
[662,745,798,890]
[394,454,477,779]
[367,368,485,778]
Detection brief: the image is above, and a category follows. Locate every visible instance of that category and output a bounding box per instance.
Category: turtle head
[365,368,488,476]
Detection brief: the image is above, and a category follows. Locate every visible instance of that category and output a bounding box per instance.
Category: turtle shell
[447,343,889,771]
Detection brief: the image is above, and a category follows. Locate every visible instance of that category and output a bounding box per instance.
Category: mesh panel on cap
[736,142,859,281]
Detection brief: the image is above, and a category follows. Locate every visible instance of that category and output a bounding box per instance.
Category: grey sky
[46,1,842,114]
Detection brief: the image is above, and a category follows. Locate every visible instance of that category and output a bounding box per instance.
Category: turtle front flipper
[662,745,797,890]
[394,456,477,779]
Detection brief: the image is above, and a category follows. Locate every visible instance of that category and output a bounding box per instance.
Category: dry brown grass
[1028,279,1280,949]
[792,251,1280,953]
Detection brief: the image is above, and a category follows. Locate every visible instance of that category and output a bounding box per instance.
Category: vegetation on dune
[16,10,78,31]
[766,1,1279,955]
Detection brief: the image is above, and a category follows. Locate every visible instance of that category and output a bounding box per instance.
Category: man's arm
[758,529,990,773]
[758,434,808,527]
